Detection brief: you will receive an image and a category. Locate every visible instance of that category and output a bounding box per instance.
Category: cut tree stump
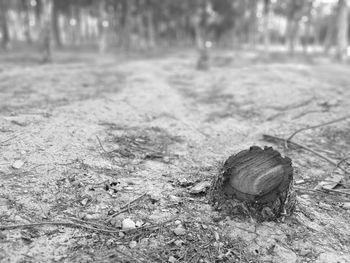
[208,146,296,221]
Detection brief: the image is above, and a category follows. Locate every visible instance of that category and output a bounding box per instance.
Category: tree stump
[208,146,296,221]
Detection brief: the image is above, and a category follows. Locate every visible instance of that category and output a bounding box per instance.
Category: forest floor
[0,48,350,263]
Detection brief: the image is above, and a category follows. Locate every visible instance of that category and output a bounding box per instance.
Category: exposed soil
[0,50,350,263]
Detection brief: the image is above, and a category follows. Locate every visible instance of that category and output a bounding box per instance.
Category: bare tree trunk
[263,0,271,53]
[336,0,348,61]
[121,0,132,50]
[323,14,336,54]
[98,0,108,53]
[0,0,9,50]
[41,0,53,63]
[248,0,257,49]
[303,0,313,54]
[52,0,62,48]
[145,0,156,49]
[286,0,302,55]
[22,0,32,44]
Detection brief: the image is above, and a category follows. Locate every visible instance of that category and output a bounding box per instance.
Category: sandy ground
[0,49,350,263]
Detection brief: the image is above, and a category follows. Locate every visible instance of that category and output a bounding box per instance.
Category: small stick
[105,203,138,223]
[65,217,115,230]
[295,186,350,196]
[0,221,120,233]
[263,134,348,174]
[286,115,350,142]
[96,135,109,153]
[106,193,148,222]
[0,216,176,234]
[0,135,17,145]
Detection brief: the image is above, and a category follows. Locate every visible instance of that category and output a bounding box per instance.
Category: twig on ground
[286,115,350,142]
[0,215,177,235]
[0,135,17,145]
[0,221,119,233]
[96,135,109,153]
[105,203,138,223]
[262,134,348,174]
[64,217,116,230]
[295,186,350,196]
[105,193,148,222]
[332,157,350,175]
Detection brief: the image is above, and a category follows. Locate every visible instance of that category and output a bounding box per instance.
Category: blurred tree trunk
[121,0,132,50]
[0,0,9,50]
[263,0,271,53]
[286,0,302,55]
[98,0,108,53]
[248,0,257,48]
[41,0,53,63]
[195,0,210,70]
[303,0,313,54]
[52,0,62,48]
[145,0,156,49]
[22,0,32,44]
[336,0,348,61]
[323,13,336,54]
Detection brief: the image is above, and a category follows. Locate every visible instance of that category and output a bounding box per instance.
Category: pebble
[189,181,211,194]
[341,202,350,210]
[122,218,136,230]
[178,178,189,186]
[135,220,143,227]
[174,240,183,246]
[129,241,137,249]
[174,220,181,225]
[168,256,176,263]
[173,227,186,236]
[12,160,24,169]
[80,198,89,206]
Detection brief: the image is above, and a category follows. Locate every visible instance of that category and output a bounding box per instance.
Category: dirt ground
[0,49,350,263]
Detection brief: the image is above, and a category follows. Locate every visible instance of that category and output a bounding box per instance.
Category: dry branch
[0,216,177,235]
[105,193,148,222]
[286,115,350,142]
[262,134,348,174]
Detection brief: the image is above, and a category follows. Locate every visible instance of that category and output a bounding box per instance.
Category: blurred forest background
[0,0,349,62]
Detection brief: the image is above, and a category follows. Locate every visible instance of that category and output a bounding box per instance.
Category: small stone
[299,248,311,256]
[129,241,137,248]
[168,256,176,263]
[119,232,125,238]
[178,178,189,186]
[122,218,136,230]
[12,160,24,169]
[341,202,350,210]
[135,220,143,227]
[80,198,89,206]
[189,181,211,194]
[174,220,181,225]
[174,240,183,246]
[140,238,148,245]
[173,227,186,236]
[214,232,220,241]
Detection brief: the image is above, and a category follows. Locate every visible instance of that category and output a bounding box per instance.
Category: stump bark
[209,146,296,221]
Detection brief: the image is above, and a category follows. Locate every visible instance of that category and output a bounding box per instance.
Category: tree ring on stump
[208,146,296,221]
